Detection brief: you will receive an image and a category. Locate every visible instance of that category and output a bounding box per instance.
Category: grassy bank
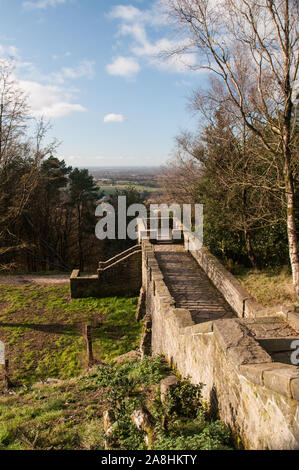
[0,284,140,387]
[0,356,233,450]
[235,266,297,307]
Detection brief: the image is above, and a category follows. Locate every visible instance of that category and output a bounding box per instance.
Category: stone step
[154,248,235,324]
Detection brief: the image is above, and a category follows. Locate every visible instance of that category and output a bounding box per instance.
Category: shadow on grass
[0,322,82,336]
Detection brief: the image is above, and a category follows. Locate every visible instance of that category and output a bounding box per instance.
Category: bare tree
[0,60,58,270]
[164,0,299,294]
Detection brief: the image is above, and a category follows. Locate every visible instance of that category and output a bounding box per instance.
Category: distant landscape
[87,167,161,198]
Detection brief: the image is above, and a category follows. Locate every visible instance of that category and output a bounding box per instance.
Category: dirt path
[0,274,70,286]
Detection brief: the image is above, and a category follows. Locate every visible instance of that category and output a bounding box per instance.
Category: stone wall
[184,231,297,322]
[142,239,299,449]
[70,248,142,298]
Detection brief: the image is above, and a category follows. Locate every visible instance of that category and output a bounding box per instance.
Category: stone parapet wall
[142,239,299,449]
[70,248,142,298]
[98,245,141,270]
[186,242,260,318]
[183,232,298,324]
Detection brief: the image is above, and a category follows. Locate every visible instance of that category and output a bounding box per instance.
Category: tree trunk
[285,174,299,296]
[282,0,298,296]
[244,228,257,269]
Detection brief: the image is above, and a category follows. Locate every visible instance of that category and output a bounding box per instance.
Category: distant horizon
[81,165,161,170]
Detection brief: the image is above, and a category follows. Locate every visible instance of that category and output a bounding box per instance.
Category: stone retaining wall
[70,248,142,298]
[142,239,299,449]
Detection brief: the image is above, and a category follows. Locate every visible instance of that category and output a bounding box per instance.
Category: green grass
[0,284,140,386]
[235,266,297,307]
[0,356,233,450]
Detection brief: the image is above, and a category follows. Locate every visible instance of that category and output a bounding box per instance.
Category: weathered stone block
[255,304,291,320]
[244,298,265,318]
[70,269,79,279]
[140,315,152,358]
[263,367,299,398]
[155,280,171,298]
[228,343,271,367]
[151,271,164,281]
[136,287,146,321]
[131,407,154,447]
[103,410,116,435]
[288,312,299,332]
[190,321,213,335]
[172,308,194,329]
[213,319,248,351]
[214,319,271,368]
[160,375,179,402]
[290,378,299,401]
[239,363,294,386]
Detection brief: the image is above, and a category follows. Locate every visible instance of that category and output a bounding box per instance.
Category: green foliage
[40,156,71,201]
[151,381,233,450]
[163,379,204,418]
[82,357,168,450]
[69,168,100,204]
[0,355,233,450]
[125,355,169,385]
[153,414,233,450]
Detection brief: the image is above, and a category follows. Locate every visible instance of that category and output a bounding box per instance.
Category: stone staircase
[153,244,298,364]
[154,245,235,324]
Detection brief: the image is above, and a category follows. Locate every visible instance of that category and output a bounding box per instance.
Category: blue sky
[0,0,207,167]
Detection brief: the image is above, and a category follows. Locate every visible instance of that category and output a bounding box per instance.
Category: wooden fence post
[83,325,94,367]
[4,359,10,390]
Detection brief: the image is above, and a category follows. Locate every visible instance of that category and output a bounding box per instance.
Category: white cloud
[1,46,91,119]
[52,51,72,61]
[62,60,95,79]
[119,23,148,44]
[104,113,125,123]
[108,2,200,75]
[109,5,141,22]
[16,58,96,85]
[110,2,168,26]
[19,80,86,118]
[106,56,140,78]
[133,37,199,74]
[53,60,96,83]
[23,0,67,9]
[121,26,198,74]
